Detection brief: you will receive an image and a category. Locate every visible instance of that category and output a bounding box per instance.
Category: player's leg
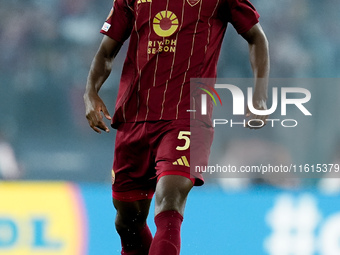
[111,122,157,254]
[113,198,153,255]
[147,119,213,255]
[148,174,193,255]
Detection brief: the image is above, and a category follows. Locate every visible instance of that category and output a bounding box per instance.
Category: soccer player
[84,0,269,254]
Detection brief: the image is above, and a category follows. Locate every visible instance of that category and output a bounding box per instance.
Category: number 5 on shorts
[176,131,191,151]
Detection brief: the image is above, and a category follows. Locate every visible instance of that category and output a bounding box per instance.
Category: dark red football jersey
[100,0,260,127]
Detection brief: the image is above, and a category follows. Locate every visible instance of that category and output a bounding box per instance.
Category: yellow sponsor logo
[147,38,177,55]
[153,11,179,37]
[0,182,87,255]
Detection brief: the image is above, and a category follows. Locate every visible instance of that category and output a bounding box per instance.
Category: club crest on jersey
[187,0,201,7]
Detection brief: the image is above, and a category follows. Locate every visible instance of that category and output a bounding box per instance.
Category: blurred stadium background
[1,0,340,254]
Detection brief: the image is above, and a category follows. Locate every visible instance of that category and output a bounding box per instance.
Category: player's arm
[84,36,122,133]
[241,23,270,127]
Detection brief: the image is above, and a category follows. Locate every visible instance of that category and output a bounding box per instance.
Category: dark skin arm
[84,36,122,133]
[241,23,270,128]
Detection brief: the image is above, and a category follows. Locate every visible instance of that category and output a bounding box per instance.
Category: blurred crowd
[0,0,339,189]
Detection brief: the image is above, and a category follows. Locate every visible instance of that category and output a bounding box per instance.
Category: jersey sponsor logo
[101,22,111,32]
[147,39,177,54]
[153,10,179,37]
[148,10,179,55]
[187,0,201,7]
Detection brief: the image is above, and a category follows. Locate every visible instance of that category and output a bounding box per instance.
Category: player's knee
[157,194,178,209]
[155,177,192,215]
[114,218,126,235]
[115,211,148,234]
[155,192,186,215]
[155,175,193,214]
[115,218,147,235]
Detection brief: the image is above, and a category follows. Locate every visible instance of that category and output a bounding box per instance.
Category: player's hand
[245,99,268,129]
[84,91,111,133]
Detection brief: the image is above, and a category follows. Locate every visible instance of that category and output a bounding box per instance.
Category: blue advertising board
[1,183,340,255]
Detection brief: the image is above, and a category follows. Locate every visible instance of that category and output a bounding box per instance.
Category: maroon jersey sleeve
[100,0,134,43]
[227,0,260,34]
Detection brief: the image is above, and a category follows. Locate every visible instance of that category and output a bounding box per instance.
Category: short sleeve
[100,0,134,43]
[228,0,260,34]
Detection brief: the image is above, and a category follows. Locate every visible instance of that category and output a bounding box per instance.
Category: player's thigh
[112,122,156,200]
[113,198,152,228]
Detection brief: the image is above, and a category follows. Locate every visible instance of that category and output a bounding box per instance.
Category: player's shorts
[111,119,214,202]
